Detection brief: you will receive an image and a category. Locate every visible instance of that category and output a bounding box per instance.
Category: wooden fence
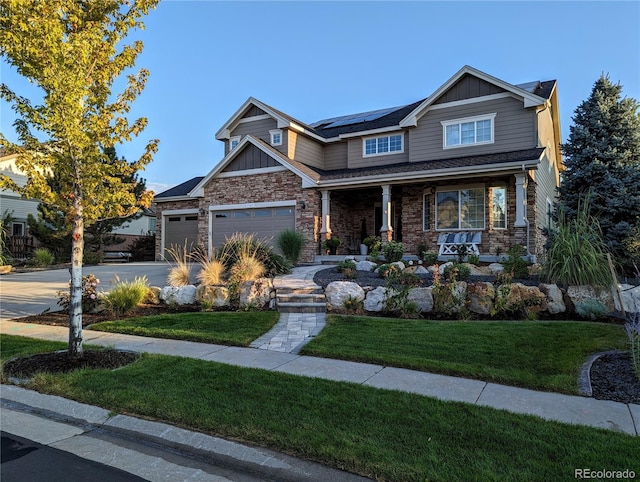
[7,236,36,259]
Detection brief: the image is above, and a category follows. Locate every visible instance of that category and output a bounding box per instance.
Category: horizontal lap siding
[324,143,348,170]
[347,133,409,169]
[229,118,285,156]
[288,131,324,169]
[409,96,536,162]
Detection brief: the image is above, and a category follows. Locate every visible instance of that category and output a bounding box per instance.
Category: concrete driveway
[0,262,177,320]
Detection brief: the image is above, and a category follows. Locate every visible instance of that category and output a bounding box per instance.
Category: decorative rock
[364,286,390,312]
[160,285,197,305]
[407,287,434,313]
[391,261,406,270]
[196,285,230,308]
[355,260,377,272]
[145,286,162,305]
[239,278,274,309]
[567,285,614,312]
[325,281,365,310]
[613,284,640,314]
[539,283,566,315]
[488,263,504,274]
[414,265,429,275]
[506,283,547,313]
[403,265,417,274]
[468,264,493,277]
[433,281,467,314]
[467,282,495,315]
[438,262,454,275]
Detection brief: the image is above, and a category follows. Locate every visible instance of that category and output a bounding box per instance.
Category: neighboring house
[154,65,563,263]
[0,150,40,239]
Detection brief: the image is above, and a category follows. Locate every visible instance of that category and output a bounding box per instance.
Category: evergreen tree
[558,74,640,269]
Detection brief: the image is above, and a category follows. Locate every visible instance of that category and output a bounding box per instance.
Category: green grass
[89,311,279,346]
[300,315,628,394]
[2,335,637,482]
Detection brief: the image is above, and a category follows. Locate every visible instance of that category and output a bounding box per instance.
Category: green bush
[83,250,104,265]
[377,263,403,279]
[103,275,150,316]
[27,247,54,267]
[422,252,438,265]
[383,241,404,263]
[543,200,613,286]
[503,244,529,279]
[276,229,305,265]
[574,299,609,321]
[444,263,471,281]
[467,253,480,265]
[336,260,356,273]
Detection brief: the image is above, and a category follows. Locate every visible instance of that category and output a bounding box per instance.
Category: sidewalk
[1,319,638,437]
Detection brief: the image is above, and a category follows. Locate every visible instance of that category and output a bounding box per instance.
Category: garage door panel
[211,206,294,249]
[164,214,199,254]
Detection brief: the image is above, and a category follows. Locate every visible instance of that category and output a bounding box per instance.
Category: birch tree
[0,0,159,357]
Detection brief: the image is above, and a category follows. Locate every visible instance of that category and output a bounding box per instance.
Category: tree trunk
[68,196,84,358]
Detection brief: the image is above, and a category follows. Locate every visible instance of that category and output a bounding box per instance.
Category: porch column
[380,184,393,242]
[320,189,332,238]
[514,173,527,227]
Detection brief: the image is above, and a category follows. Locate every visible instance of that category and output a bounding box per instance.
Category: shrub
[103,275,150,316]
[57,274,101,313]
[422,251,438,266]
[575,299,609,320]
[543,200,613,286]
[625,312,640,379]
[416,242,428,258]
[322,237,341,254]
[503,244,529,279]
[377,263,403,279]
[383,240,404,263]
[129,234,156,261]
[467,253,480,265]
[219,233,290,278]
[342,294,363,313]
[444,263,471,281]
[28,247,54,267]
[277,229,305,265]
[337,260,356,273]
[83,250,103,265]
[343,267,358,279]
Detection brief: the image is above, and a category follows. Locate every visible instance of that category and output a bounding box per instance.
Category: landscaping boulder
[613,284,640,314]
[239,278,275,309]
[468,264,493,276]
[539,283,566,315]
[364,286,390,312]
[160,285,197,305]
[356,260,377,272]
[467,282,495,315]
[145,286,162,305]
[196,285,230,308]
[438,262,453,275]
[414,265,429,275]
[407,287,434,313]
[488,263,504,274]
[433,281,467,314]
[325,281,365,310]
[505,283,547,314]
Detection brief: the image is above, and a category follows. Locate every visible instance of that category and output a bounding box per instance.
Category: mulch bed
[590,352,640,404]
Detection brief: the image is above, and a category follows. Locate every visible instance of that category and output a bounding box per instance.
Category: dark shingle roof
[309,148,545,182]
[154,176,204,199]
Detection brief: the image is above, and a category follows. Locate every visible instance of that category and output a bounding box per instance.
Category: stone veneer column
[380,184,393,242]
[320,189,332,240]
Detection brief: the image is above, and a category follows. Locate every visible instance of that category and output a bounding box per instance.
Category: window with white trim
[230,136,240,150]
[270,129,282,146]
[436,188,485,230]
[441,114,496,148]
[491,186,507,229]
[363,133,403,157]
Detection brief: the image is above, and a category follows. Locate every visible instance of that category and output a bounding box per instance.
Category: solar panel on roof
[516,81,540,93]
[310,105,404,129]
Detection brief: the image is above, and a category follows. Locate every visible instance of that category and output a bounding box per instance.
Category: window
[436,188,485,230]
[270,129,282,146]
[492,187,507,229]
[11,223,23,236]
[363,134,404,157]
[230,136,240,150]
[441,114,496,148]
[423,193,431,231]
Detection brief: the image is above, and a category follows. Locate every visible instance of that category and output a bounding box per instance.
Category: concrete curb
[1,384,368,482]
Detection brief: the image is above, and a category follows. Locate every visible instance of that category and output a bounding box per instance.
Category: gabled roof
[189,135,319,196]
[400,65,550,128]
[154,176,204,200]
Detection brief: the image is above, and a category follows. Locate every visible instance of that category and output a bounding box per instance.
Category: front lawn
[2,335,637,482]
[300,315,628,394]
[89,311,279,346]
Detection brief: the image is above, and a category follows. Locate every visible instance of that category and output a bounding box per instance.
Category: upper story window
[230,136,240,150]
[441,113,496,149]
[270,129,282,146]
[363,133,404,157]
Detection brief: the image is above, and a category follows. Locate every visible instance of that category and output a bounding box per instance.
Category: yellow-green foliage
[165,243,191,287]
[104,275,150,316]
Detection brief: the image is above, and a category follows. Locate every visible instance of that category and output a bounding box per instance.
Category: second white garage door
[211,206,295,248]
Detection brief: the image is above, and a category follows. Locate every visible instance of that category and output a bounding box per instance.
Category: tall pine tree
[558,74,640,269]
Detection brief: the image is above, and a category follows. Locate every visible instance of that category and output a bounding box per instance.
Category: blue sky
[1,1,639,194]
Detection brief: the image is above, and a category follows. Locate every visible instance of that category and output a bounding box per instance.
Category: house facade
[154,66,563,263]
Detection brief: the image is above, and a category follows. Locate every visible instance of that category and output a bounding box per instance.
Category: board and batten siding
[222,144,280,172]
[324,143,348,170]
[409,96,536,162]
[228,117,284,155]
[287,131,324,169]
[347,132,409,169]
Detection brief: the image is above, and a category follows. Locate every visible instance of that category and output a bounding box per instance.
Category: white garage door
[164,214,199,254]
[211,206,295,249]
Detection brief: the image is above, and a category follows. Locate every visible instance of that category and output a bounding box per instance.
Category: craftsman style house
[155,65,562,263]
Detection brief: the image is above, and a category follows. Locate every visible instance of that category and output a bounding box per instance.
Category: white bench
[437,232,482,256]
[103,251,132,262]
